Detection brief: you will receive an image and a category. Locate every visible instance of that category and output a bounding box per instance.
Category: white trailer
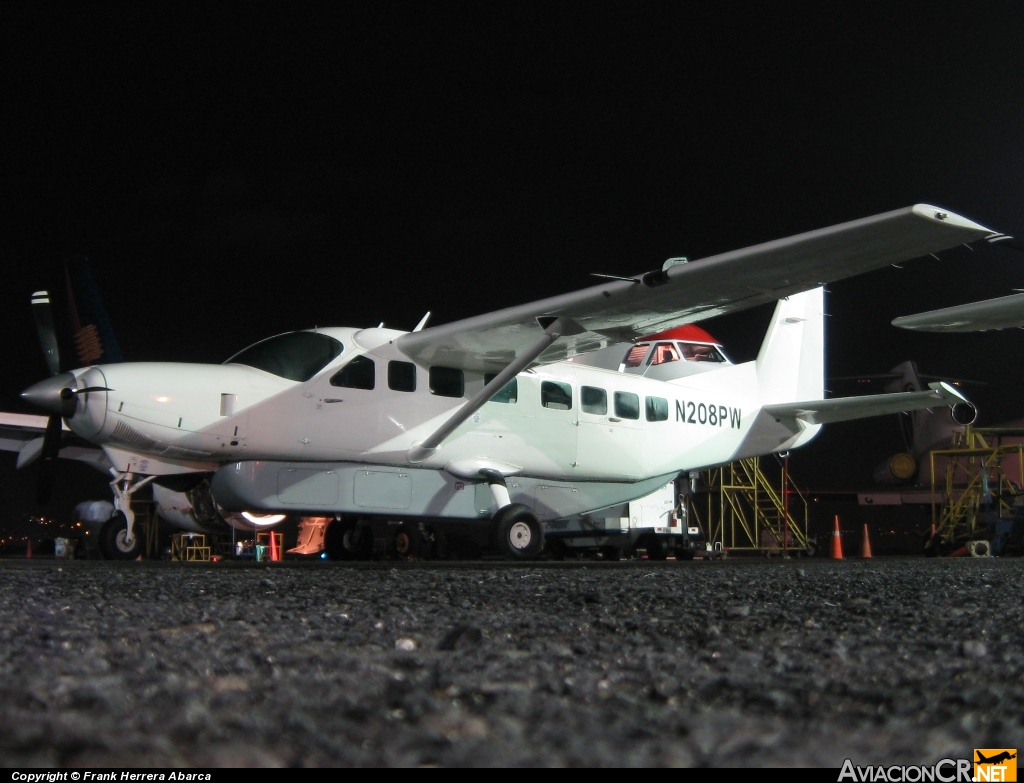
[542,474,706,560]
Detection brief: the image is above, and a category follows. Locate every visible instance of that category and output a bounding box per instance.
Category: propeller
[27,290,65,504]
[22,290,110,503]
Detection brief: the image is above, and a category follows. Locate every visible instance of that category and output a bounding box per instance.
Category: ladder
[695,456,812,555]
[930,427,1024,551]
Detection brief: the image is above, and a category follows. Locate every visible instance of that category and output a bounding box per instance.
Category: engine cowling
[152,479,287,534]
[152,480,230,534]
[872,452,918,486]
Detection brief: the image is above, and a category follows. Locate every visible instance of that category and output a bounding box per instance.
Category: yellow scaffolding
[692,456,812,555]
[170,533,212,561]
[930,426,1024,550]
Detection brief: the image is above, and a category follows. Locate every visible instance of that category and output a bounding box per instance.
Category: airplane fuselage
[58,325,819,520]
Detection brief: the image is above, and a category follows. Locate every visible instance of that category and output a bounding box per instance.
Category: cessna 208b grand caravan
[6,204,1010,560]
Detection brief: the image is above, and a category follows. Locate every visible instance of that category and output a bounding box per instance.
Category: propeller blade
[36,414,63,505]
[31,290,61,377]
[41,412,62,461]
[16,437,45,469]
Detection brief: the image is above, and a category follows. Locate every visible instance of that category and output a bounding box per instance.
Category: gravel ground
[0,556,1021,768]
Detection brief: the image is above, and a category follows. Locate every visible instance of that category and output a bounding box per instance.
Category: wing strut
[407,316,580,463]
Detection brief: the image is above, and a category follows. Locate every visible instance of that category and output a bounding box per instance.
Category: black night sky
[3,5,1023,535]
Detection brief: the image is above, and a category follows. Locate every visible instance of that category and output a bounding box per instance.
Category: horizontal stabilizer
[762,382,969,426]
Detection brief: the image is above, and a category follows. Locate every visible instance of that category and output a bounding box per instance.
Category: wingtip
[910,204,997,235]
[927,380,969,405]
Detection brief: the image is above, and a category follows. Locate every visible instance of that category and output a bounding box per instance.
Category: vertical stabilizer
[755,287,825,405]
[65,256,124,365]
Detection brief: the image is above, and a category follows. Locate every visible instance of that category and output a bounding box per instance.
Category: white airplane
[892,290,1024,332]
[3,204,1008,560]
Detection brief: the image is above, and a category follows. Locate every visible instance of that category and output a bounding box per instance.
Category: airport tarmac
[0,556,1021,768]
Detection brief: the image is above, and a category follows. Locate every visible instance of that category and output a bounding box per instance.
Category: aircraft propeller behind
[24,290,110,503]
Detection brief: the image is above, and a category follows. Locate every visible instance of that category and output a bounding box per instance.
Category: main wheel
[99,512,144,560]
[393,526,427,560]
[325,518,375,560]
[493,504,544,560]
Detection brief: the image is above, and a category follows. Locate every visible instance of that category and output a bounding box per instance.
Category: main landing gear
[493,504,544,560]
[481,468,544,560]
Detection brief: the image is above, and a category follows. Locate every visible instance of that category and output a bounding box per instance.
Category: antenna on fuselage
[413,312,431,332]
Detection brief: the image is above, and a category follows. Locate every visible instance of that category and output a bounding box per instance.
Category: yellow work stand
[170,533,212,561]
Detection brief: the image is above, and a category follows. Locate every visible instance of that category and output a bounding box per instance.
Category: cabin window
[226,331,344,382]
[623,344,649,368]
[614,391,640,420]
[388,361,416,392]
[484,374,518,403]
[680,343,725,362]
[581,386,607,415]
[541,381,573,410]
[429,366,464,397]
[646,396,669,421]
[330,355,375,390]
[649,342,681,365]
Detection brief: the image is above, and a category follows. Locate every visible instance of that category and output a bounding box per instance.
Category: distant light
[156,396,170,403]
[320,552,328,560]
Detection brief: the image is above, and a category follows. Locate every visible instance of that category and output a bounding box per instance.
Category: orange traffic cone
[830,516,844,559]
[269,532,279,562]
[860,524,873,558]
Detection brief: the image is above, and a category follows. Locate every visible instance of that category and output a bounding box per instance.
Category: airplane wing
[0,412,111,471]
[397,204,1000,372]
[891,291,1024,333]
[763,382,969,425]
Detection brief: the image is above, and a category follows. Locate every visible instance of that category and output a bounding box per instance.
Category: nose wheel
[99,511,144,560]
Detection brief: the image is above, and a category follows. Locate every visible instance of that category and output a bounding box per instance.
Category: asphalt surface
[0,556,1021,768]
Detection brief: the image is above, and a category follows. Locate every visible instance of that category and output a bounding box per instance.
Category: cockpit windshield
[225,331,344,381]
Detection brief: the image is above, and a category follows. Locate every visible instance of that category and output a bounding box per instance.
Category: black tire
[493,504,544,560]
[325,518,374,560]
[99,512,144,560]
[393,529,413,558]
[599,545,620,561]
[675,546,696,561]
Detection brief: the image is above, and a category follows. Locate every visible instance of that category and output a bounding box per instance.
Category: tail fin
[64,256,124,365]
[882,360,977,455]
[755,287,825,405]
